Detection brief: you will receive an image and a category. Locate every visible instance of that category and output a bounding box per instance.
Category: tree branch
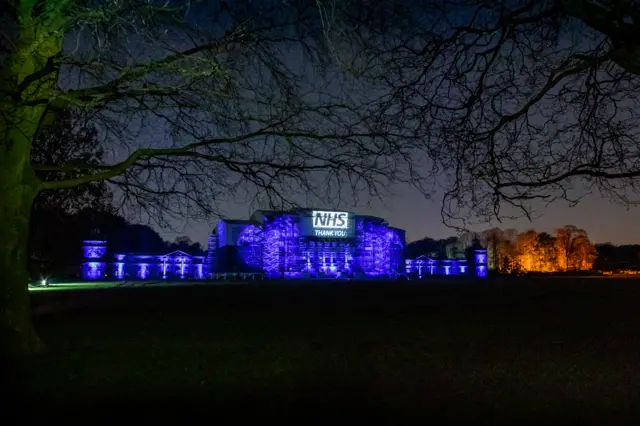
[40,129,401,190]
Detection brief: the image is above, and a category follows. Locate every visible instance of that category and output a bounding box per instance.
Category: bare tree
[537,232,558,271]
[350,0,640,227]
[0,1,425,356]
[555,224,597,270]
[479,228,504,270]
[174,236,193,246]
[516,229,541,272]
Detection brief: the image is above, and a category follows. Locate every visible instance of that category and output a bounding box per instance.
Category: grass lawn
[16,279,640,421]
[29,281,121,292]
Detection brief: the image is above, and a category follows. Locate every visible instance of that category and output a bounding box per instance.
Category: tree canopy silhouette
[29,109,113,277]
[350,0,640,226]
[0,0,424,356]
[5,0,640,357]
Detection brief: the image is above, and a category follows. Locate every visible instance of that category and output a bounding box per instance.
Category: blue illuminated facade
[82,240,205,281]
[405,249,488,278]
[82,210,488,280]
[82,240,108,280]
[474,249,488,278]
[210,210,406,278]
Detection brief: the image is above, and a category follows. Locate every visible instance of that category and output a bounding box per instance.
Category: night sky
[151,2,640,248]
[74,0,638,248]
[160,186,640,247]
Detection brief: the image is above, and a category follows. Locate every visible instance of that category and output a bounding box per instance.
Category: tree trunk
[0,3,69,359]
[0,147,43,359]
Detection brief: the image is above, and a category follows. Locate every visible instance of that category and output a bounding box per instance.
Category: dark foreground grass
[12,279,640,421]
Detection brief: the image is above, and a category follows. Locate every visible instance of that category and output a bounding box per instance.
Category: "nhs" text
[312,211,348,229]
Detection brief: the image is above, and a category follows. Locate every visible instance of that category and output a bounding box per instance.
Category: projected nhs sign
[310,211,353,238]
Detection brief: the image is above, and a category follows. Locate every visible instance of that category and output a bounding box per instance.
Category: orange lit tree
[477,225,597,273]
[537,233,559,272]
[555,225,598,271]
[516,230,540,272]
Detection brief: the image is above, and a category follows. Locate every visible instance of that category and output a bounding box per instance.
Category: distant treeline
[593,243,640,271]
[407,225,615,273]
